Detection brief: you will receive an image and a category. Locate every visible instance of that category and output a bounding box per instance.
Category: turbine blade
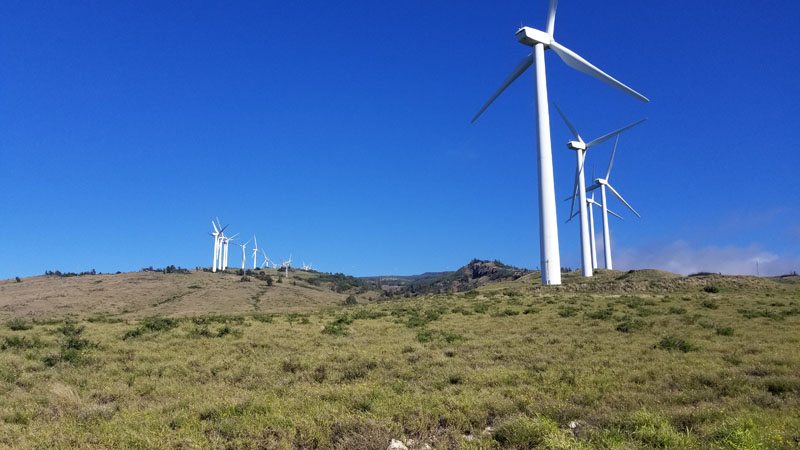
[568,157,580,217]
[606,135,619,180]
[553,103,582,141]
[605,183,640,218]
[586,183,601,194]
[211,221,219,233]
[566,209,579,223]
[585,118,646,149]
[607,208,625,220]
[471,53,534,123]
[549,40,649,103]
[545,0,558,35]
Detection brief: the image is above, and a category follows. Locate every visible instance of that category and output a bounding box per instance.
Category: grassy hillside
[0,269,799,449]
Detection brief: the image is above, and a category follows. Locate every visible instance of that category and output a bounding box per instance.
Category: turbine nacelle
[567,140,586,151]
[516,27,552,47]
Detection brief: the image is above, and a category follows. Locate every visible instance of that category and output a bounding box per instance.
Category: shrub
[656,336,697,352]
[312,365,327,383]
[493,415,568,449]
[703,285,720,294]
[251,314,274,323]
[557,306,578,317]
[344,295,358,306]
[586,308,614,320]
[668,307,687,315]
[701,299,718,309]
[14,277,21,283]
[716,326,734,336]
[2,336,43,350]
[122,328,143,339]
[265,275,274,286]
[140,317,178,332]
[322,316,351,336]
[616,318,645,333]
[239,276,251,282]
[6,318,32,331]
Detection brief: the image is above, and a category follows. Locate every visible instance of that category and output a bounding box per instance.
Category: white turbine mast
[586,136,641,270]
[238,238,251,271]
[555,104,645,277]
[252,236,259,270]
[210,219,228,273]
[471,0,648,285]
[222,233,238,270]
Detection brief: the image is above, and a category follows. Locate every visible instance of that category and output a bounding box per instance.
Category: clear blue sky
[2,0,799,278]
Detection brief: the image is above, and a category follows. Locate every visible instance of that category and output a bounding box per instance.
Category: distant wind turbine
[568,192,623,270]
[586,136,640,270]
[471,0,648,285]
[238,238,251,271]
[252,236,259,270]
[555,104,645,277]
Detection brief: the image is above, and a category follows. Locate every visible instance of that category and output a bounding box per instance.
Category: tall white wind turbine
[211,222,220,273]
[252,236,259,270]
[471,0,649,285]
[210,220,228,273]
[238,239,251,271]
[586,136,640,270]
[555,105,645,277]
[222,233,238,270]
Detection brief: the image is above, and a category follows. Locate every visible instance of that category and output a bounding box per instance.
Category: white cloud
[608,240,799,276]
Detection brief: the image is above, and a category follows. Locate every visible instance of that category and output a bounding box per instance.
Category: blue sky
[2,0,799,278]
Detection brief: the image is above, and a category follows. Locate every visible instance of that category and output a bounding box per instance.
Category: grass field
[0,271,799,449]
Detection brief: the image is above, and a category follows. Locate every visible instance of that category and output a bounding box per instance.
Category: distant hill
[362,259,531,296]
[2,262,796,321]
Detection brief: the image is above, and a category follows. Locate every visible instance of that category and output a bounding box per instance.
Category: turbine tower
[586,136,640,269]
[471,0,648,285]
[222,233,238,270]
[238,239,251,271]
[211,222,220,273]
[210,220,228,273]
[555,104,645,277]
[252,236,259,270]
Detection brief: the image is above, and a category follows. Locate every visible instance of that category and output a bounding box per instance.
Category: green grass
[0,277,798,449]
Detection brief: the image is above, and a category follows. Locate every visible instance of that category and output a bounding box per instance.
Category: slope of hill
[0,269,376,321]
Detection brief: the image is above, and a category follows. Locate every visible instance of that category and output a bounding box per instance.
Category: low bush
[6,318,32,331]
[616,318,646,333]
[656,336,697,352]
[703,285,720,294]
[716,326,734,336]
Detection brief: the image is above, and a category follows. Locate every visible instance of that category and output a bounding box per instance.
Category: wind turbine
[222,233,238,270]
[568,192,623,270]
[238,238,251,271]
[555,104,645,277]
[210,220,228,273]
[586,136,640,270]
[260,249,272,269]
[252,236,259,270]
[302,261,313,271]
[211,222,220,273]
[281,254,292,277]
[471,0,649,285]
